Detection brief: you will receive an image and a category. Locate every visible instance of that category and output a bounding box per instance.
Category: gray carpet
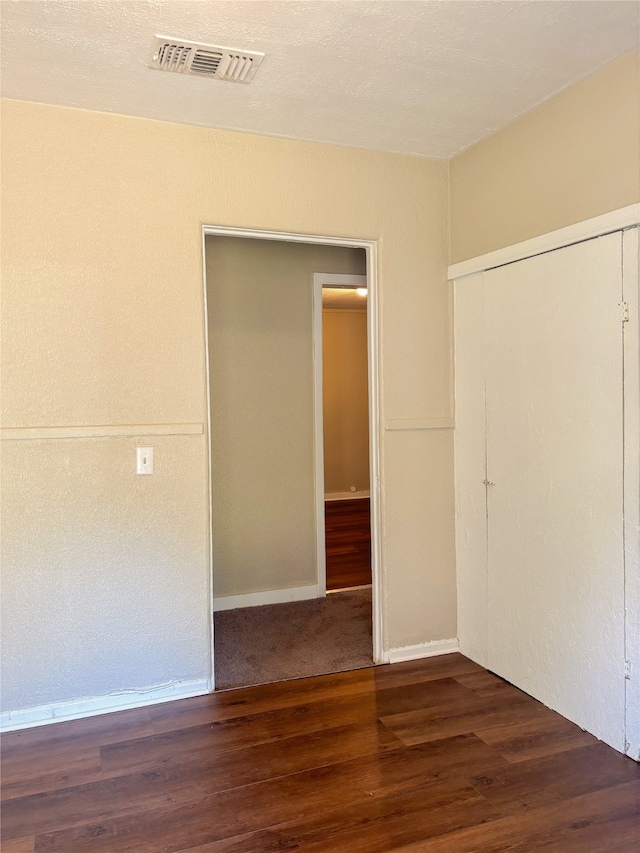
[214,588,373,690]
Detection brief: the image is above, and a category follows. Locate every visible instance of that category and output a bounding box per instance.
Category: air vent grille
[156,42,192,71]
[149,37,264,83]
[191,49,224,76]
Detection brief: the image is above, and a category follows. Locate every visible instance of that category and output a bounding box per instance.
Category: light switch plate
[136,447,153,475]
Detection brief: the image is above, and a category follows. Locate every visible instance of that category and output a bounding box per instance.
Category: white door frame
[622,225,640,761]
[312,272,368,597]
[201,227,385,689]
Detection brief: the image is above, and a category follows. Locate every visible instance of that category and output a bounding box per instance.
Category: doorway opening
[201,227,383,692]
[314,273,372,595]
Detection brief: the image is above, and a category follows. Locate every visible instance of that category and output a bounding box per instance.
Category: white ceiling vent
[148,37,264,83]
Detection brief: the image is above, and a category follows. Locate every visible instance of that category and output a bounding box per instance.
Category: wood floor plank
[325,498,371,589]
[388,780,640,853]
[374,677,485,717]
[474,712,598,763]
[1,748,102,800]
[1,708,153,766]
[453,669,528,699]
[467,742,640,815]
[2,722,401,839]
[1,838,35,853]
[148,666,381,732]
[1,654,636,853]
[380,687,552,746]
[371,655,485,689]
[181,780,498,853]
[105,677,477,778]
[147,655,484,735]
[31,736,506,853]
[103,692,387,774]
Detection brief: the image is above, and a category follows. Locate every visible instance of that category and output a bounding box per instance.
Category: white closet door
[484,233,625,752]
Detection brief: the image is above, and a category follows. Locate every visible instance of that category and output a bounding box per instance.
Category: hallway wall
[322,308,370,495]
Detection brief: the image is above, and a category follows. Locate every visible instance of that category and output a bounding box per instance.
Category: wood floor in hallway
[2,654,639,852]
[325,497,372,590]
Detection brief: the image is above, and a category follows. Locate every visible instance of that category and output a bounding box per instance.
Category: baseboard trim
[0,678,210,733]
[327,584,372,594]
[213,584,319,612]
[384,639,459,664]
[325,491,370,501]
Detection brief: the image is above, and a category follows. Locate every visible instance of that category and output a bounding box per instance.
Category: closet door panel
[485,233,625,751]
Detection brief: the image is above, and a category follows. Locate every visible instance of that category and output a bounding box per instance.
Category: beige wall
[450,51,640,263]
[1,98,453,713]
[1,437,209,709]
[4,47,633,716]
[206,237,365,598]
[323,309,370,495]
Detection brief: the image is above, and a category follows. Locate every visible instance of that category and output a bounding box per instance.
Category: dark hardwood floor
[325,497,372,590]
[2,654,639,852]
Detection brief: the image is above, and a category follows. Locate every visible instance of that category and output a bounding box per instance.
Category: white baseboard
[384,639,459,664]
[213,584,319,612]
[325,490,370,501]
[327,584,372,594]
[0,678,210,733]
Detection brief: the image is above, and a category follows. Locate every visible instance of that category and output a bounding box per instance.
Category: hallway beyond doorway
[325,497,372,590]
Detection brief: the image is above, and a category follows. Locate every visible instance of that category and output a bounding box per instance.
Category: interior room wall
[1,98,453,719]
[449,50,640,263]
[206,237,365,600]
[322,308,370,495]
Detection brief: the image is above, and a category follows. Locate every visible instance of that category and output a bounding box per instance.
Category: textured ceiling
[1,0,638,158]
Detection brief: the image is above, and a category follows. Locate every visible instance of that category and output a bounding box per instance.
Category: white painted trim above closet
[448,203,640,281]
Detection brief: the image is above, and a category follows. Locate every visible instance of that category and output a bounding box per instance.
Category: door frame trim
[622,226,640,761]
[201,227,384,688]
